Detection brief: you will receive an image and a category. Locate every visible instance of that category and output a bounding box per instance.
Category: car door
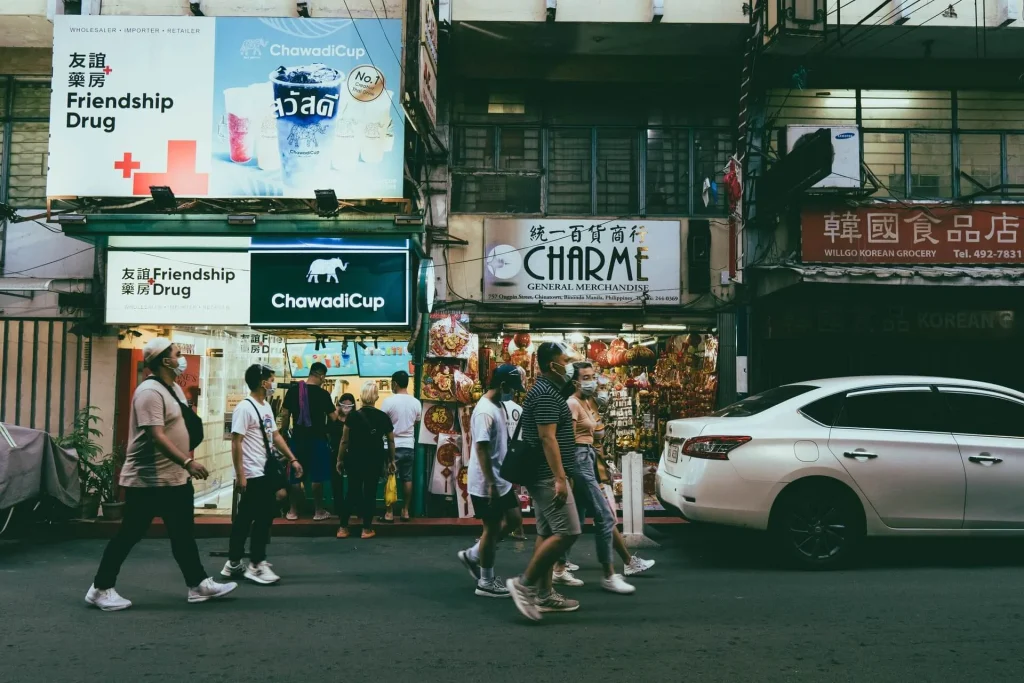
[937,387,1024,529]
[827,386,965,529]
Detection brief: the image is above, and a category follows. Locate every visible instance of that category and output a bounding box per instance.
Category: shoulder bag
[145,376,204,451]
[246,398,288,491]
[498,400,541,486]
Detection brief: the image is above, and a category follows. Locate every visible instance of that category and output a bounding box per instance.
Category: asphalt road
[2,525,1024,683]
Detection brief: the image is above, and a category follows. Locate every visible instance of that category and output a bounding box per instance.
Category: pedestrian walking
[507,342,582,621]
[222,364,303,585]
[457,364,525,598]
[85,338,237,611]
[380,370,421,522]
[336,381,396,539]
[279,362,339,521]
[567,362,655,594]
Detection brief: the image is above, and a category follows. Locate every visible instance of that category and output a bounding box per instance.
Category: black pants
[93,482,207,589]
[345,464,380,530]
[229,476,276,564]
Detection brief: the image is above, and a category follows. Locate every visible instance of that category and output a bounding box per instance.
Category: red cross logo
[103,65,113,75]
[131,140,209,196]
[114,152,141,178]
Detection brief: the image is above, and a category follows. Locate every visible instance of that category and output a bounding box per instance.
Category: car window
[799,392,844,426]
[713,385,818,417]
[939,390,1024,438]
[834,388,947,432]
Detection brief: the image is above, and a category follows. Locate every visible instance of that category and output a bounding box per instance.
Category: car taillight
[681,436,752,460]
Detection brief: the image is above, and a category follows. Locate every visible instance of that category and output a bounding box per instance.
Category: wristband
[182,457,195,470]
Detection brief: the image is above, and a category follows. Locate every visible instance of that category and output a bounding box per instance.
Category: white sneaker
[552,570,584,587]
[475,577,511,598]
[85,585,132,612]
[624,555,656,577]
[244,561,281,585]
[564,561,580,572]
[220,560,246,578]
[188,577,238,603]
[601,574,636,595]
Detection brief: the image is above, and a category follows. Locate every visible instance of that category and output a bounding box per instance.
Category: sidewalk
[70,514,687,539]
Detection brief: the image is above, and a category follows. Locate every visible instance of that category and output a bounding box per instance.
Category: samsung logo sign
[835,132,856,140]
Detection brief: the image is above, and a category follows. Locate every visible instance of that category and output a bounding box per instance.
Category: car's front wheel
[771,481,865,570]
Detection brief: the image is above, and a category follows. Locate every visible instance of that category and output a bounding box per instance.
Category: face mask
[266,381,276,394]
[580,380,598,395]
[340,404,354,414]
[596,391,609,409]
[552,361,574,382]
[500,390,513,403]
[168,356,187,377]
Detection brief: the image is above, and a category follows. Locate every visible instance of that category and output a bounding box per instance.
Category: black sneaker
[474,577,510,598]
[457,549,481,581]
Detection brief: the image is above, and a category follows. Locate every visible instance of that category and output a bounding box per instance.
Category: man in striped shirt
[507,342,582,621]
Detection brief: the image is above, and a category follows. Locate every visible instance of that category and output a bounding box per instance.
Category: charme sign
[482,219,681,306]
[249,250,409,327]
[48,15,403,199]
[105,251,250,325]
[802,206,1024,264]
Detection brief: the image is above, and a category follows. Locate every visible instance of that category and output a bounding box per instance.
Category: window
[596,129,637,215]
[547,129,592,215]
[939,390,1024,438]
[1008,135,1024,187]
[1,77,51,209]
[957,91,1024,131]
[646,129,689,215]
[861,90,952,129]
[863,132,905,198]
[451,174,541,214]
[959,134,1002,190]
[909,133,951,198]
[713,385,818,417]
[834,388,945,433]
[799,392,844,426]
[767,89,856,127]
[693,129,732,214]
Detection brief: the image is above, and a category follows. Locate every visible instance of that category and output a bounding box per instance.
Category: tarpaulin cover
[0,424,80,510]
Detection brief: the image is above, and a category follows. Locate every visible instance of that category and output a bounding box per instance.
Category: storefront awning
[754,262,1024,298]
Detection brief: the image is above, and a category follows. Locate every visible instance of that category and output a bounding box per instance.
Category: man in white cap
[85,338,237,611]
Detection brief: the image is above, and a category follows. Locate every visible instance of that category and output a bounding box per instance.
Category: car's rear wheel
[771,481,864,570]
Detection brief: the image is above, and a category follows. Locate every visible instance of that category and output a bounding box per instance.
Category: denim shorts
[394,447,415,483]
[288,437,333,484]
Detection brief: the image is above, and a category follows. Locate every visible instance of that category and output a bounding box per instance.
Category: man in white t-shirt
[222,364,302,586]
[457,364,524,598]
[380,370,422,521]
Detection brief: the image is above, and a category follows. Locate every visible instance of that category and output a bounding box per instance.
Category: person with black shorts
[457,364,525,598]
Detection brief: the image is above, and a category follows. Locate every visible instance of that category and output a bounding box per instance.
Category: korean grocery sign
[105,251,251,325]
[47,15,404,200]
[802,206,1024,264]
[483,219,681,305]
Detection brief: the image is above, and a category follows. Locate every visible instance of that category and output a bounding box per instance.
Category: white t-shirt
[467,398,512,498]
[381,393,422,450]
[503,400,522,441]
[231,397,278,479]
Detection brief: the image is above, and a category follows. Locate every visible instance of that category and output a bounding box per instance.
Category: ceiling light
[149,186,176,211]
[314,189,338,217]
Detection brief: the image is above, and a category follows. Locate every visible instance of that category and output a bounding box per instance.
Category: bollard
[620,451,659,549]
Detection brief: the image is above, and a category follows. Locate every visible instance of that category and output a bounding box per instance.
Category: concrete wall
[451,0,747,23]
[437,213,734,307]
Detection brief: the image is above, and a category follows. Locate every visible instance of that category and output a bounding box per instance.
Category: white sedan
[655,376,1024,568]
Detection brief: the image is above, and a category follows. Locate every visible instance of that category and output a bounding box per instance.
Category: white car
[655,376,1024,568]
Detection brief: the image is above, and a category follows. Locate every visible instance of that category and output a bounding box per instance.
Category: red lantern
[587,340,607,363]
[610,337,628,351]
[513,332,531,350]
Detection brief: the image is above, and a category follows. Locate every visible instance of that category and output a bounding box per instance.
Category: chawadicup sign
[482,219,681,305]
[48,15,404,199]
[105,251,250,325]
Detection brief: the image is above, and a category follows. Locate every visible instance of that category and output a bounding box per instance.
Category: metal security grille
[0,319,92,437]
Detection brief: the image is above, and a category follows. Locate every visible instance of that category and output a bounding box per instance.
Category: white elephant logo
[240,38,268,60]
[307,257,349,283]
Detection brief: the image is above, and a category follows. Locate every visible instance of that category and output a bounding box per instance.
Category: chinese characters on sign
[802,206,1024,264]
[482,219,681,306]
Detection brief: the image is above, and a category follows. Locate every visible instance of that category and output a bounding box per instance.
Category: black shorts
[471,490,520,524]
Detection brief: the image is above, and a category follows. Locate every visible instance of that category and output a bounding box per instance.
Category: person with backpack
[335,381,396,540]
[221,364,303,585]
[85,338,237,611]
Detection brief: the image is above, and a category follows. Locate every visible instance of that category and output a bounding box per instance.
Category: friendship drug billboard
[48,15,404,200]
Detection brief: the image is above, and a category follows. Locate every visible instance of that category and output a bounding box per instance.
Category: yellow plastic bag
[384,473,398,507]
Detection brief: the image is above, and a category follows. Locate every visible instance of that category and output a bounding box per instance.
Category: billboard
[482,219,682,306]
[48,15,404,200]
[105,250,250,325]
[802,206,1024,264]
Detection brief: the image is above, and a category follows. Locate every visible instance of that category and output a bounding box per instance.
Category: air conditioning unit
[785,125,861,189]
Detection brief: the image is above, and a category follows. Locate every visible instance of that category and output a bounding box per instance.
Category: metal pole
[412,311,429,517]
[1,319,8,422]
[16,320,24,424]
[59,322,68,435]
[30,320,38,428]
[45,321,53,433]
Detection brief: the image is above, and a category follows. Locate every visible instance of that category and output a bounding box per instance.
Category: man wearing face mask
[86,339,237,611]
[507,342,582,621]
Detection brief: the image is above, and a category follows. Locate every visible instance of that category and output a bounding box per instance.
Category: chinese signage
[802,206,1024,264]
[250,250,410,327]
[48,15,404,199]
[418,0,438,128]
[766,305,1017,340]
[482,219,681,306]
[105,251,250,325]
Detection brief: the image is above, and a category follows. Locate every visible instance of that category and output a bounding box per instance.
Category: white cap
[142,337,173,364]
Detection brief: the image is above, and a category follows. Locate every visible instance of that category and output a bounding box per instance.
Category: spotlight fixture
[373,338,379,349]
[296,2,310,17]
[149,185,177,211]
[314,189,339,217]
[55,213,87,225]
[357,339,368,350]
[546,0,556,22]
[189,1,204,16]
[227,214,257,226]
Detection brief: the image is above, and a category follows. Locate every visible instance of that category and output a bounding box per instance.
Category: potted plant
[98,444,127,521]
[56,407,104,520]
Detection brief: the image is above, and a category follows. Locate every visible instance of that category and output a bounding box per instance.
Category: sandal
[313,510,331,521]
[361,529,376,539]
[285,511,299,521]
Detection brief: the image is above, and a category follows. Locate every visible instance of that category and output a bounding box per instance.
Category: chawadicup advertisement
[48,15,404,199]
